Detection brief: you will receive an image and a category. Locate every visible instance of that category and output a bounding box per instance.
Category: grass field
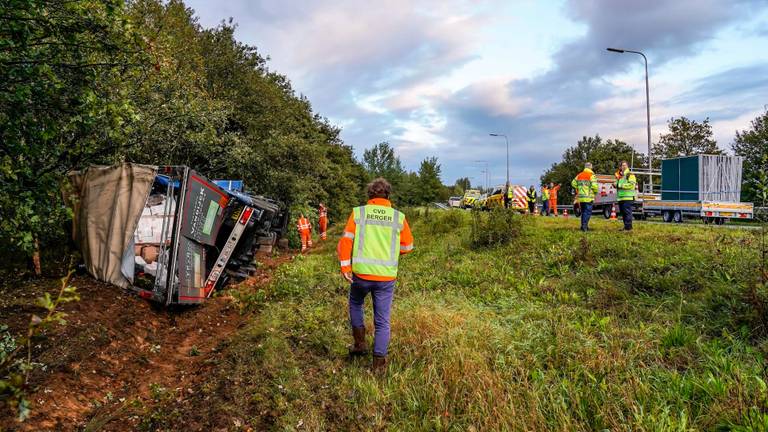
[147,210,768,431]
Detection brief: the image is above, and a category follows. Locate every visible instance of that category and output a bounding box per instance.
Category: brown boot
[371,355,387,375]
[349,326,367,356]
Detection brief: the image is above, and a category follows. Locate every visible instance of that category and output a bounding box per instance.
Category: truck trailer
[642,155,753,224]
[64,163,287,305]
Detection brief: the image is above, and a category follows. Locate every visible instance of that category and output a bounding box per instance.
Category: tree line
[361,142,464,206]
[541,114,768,203]
[0,0,455,271]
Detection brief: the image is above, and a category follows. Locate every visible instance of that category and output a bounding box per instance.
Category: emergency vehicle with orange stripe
[483,185,528,211]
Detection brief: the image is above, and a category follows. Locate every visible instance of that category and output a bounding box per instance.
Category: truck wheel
[715,217,726,225]
[673,211,683,223]
[603,206,611,219]
[703,217,712,224]
[573,205,581,217]
[662,211,673,223]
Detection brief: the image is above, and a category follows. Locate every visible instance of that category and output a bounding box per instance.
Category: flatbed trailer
[642,200,753,224]
[642,155,754,225]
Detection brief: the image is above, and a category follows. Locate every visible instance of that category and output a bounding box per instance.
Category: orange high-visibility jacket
[297,217,311,232]
[549,184,561,203]
[319,205,327,219]
[337,198,414,282]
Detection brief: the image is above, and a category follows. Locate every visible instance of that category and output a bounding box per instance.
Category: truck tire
[662,211,673,223]
[603,206,611,219]
[673,211,683,223]
[573,205,581,217]
[715,217,726,225]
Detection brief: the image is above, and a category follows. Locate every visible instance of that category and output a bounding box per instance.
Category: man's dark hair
[367,177,392,199]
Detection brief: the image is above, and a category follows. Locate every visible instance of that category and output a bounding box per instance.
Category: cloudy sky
[185,0,768,187]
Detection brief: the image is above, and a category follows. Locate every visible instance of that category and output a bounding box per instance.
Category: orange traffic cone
[563,209,569,219]
[610,204,617,221]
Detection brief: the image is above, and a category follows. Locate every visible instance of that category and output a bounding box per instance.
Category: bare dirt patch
[0,252,292,432]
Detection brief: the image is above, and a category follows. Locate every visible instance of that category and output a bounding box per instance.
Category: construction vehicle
[642,155,753,224]
[484,186,506,209]
[460,189,482,208]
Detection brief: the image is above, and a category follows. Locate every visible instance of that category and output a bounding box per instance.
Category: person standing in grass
[572,162,599,232]
[540,184,550,216]
[526,185,537,214]
[548,182,561,216]
[296,213,312,252]
[337,178,414,374]
[318,203,328,240]
[614,161,637,231]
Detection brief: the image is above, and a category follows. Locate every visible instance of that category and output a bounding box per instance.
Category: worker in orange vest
[297,213,312,252]
[548,182,561,216]
[338,178,414,374]
[318,203,328,240]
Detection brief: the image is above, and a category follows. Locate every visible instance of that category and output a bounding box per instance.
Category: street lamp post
[489,133,509,187]
[606,47,652,175]
[475,160,489,191]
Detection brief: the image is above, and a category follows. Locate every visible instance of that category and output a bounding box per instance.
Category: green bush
[428,210,466,234]
[470,208,525,248]
[402,207,423,225]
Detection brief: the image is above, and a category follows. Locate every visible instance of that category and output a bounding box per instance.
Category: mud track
[0,253,291,431]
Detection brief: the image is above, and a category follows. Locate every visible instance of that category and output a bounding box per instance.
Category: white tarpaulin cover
[64,163,158,289]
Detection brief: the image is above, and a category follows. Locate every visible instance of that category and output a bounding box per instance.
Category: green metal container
[661,155,743,202]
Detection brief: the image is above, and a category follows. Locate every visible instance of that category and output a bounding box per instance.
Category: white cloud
[184,0,768,183]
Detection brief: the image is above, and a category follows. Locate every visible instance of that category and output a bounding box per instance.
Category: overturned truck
[65,163,287,305]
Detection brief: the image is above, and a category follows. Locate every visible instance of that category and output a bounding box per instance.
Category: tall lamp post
[606,47,652,175]
[474,160,489,191]
[489,133,509,187]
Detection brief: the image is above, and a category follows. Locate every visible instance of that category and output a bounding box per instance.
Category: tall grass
[146,214,768,431]
[470,208,526,248]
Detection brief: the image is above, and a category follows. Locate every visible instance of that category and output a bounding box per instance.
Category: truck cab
[460,189,481,209]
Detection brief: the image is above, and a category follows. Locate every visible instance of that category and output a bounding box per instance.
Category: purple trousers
[349,275,396,356]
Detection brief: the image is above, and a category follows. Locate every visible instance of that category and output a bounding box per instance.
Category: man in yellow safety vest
[337,178,414,373]
[615,161,637,231]
[571,162,599,231]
